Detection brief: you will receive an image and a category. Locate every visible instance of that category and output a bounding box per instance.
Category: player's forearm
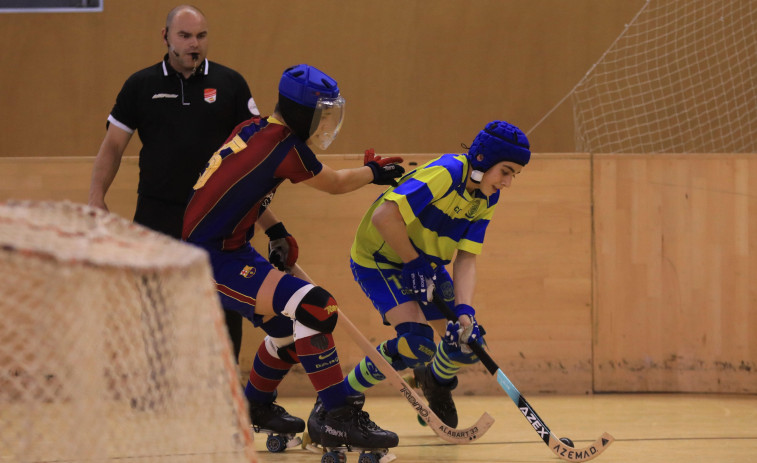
[256,208,280,230]
[328,166,374,194]
[452,251,477,307]
[371,201,418,263]
[305,164,373,194]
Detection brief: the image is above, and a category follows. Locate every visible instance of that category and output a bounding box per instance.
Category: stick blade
[420,411,496,444]
[548,432,615,462]
[338,309,495,444]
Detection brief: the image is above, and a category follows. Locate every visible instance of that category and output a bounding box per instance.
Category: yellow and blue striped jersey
[350,153,498,268]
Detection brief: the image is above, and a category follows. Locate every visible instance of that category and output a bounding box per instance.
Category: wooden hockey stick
[337,308,495,444]
[432,295,614,461]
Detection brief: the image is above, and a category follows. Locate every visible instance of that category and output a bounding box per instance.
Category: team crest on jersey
[240,265,256,278]
[204,88,217,103]
[465,199,482,219]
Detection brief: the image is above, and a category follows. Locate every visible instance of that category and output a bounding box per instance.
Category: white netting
[0,200,255,463]
[570,0,757,153]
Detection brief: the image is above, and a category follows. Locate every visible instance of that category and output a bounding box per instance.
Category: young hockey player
[183,64,402,450]
[338,120,531,428]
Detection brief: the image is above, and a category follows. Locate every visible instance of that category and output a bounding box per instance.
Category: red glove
[364,149,405,186]
[363,148,403,168]
[265,222,298,271]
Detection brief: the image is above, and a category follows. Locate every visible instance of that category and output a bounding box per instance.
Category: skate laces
[252,401,287,421]
[270,403,284,413]
[356,409,380,431]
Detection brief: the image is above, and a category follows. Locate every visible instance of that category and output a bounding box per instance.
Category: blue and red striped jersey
[182,116,322,250]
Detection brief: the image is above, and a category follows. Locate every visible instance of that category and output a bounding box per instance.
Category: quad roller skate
[302,393,398,463]
[302,396,326,453]
[248,397,305,452]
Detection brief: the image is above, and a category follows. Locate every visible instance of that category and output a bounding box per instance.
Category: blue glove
[401,255,436,304]
[434,266,456,305]
[443,320,462,347]
[454,303,476,319]
[446,304,481,354]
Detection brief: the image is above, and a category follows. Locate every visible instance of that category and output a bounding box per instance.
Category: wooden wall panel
[592,154,757,393]
[0,157,138,220]
[0,1,643,159]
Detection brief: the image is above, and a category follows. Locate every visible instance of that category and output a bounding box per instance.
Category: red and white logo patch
[204,88,217,103]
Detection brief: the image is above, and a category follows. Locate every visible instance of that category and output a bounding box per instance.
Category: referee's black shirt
[108,55,255,207]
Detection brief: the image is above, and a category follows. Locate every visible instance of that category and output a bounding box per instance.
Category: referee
[89,5,257,358]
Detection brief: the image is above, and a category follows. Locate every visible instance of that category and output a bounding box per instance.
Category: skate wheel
[560,437,575,448]
[321,451,344,463]
[415,414,428,427]
[265,434,286,453]
[358,453,378,463]
[379,453,397,463]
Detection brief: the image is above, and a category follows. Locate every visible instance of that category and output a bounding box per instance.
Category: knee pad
[264,336,299,364]
[288,285,339,334]
[385,322,436,369]
[259,315,298,362]
[260,314,295,337]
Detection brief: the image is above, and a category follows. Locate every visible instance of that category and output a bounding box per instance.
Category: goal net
[570,0,757,153]
[0,200,256,463]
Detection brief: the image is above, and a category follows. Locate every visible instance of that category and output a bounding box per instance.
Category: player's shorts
[349,258,445,324]
[202,243,275,327]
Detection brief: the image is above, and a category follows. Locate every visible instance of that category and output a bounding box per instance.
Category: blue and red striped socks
[295,333,349,410]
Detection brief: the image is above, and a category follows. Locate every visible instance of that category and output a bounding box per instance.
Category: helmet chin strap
[470,169,484,183]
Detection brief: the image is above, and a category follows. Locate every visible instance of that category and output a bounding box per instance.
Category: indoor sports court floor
[250,394,756,463]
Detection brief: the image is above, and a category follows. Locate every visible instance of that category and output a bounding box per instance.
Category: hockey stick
[432,295,614,461]
[337,308,495,444]
[286,264,492,443]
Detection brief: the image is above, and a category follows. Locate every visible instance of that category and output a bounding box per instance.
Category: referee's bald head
[166,5,205,29]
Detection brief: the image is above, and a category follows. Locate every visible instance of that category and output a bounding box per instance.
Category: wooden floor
[251,393,757,463]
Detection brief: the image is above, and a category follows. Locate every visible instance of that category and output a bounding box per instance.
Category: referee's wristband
[265,222,289,240]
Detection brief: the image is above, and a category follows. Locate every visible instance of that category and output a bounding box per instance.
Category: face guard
[308,95,345,150]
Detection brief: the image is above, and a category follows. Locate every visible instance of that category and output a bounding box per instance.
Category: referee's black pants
[133,194,244,362]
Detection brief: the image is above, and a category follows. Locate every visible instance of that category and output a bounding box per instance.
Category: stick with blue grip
[431,293,615,462]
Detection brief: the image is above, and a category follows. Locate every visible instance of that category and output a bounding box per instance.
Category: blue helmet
[278,64,343,146]
[467,120,530,183]
[279,64,340,107]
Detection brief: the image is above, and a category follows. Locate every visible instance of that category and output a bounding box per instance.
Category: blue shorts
[349,259,447,324]
[202,243,309,327]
